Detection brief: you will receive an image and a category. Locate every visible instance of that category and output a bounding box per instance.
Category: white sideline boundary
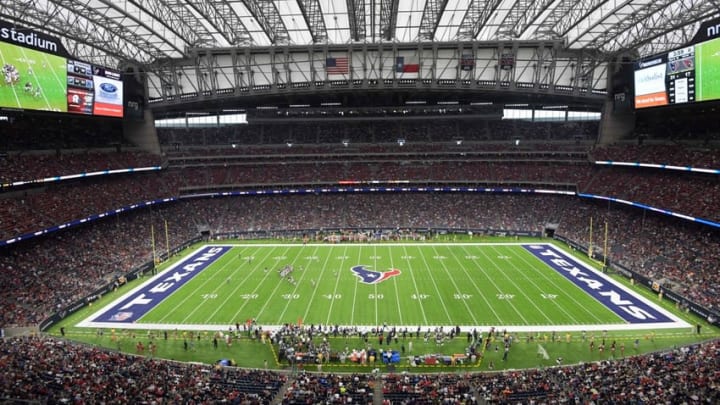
[76,242,692,332]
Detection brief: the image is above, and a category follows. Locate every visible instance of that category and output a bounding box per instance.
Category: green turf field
[80,242,685,331]
[697,36,720,102]
[0,41,67,112]
[62,240,714,371]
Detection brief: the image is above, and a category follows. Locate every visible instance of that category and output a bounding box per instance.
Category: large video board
[634,18,720,109]
[0,21,123,117]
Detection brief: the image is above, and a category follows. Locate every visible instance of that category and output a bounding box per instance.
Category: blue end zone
[91,245,231,323]
[523,244,672,324]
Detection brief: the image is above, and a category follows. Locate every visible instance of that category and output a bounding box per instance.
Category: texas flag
[396,56,420,74]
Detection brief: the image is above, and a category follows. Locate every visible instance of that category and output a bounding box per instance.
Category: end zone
[77,245,231,328]
[524,243,689,330]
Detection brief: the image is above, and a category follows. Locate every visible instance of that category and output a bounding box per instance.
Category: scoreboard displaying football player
[0,19,123,117]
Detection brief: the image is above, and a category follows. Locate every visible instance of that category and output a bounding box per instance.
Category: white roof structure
[1,0,717,67]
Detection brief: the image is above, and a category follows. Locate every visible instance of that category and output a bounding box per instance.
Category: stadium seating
[1,335,717,403]
[1,193,719,328]
[1,114,719,404]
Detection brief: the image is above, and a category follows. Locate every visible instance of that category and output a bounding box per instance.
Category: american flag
[326,56,349,74]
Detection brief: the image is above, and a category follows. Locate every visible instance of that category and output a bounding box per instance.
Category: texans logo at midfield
[351,265,401,284]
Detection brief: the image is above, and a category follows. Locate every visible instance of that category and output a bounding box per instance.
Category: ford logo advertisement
[98,82,118,98]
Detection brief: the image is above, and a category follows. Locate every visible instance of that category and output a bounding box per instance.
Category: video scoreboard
[634,17,720,109]
[0,19,123,117]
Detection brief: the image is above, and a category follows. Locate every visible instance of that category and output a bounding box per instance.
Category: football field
[80,242,687,332]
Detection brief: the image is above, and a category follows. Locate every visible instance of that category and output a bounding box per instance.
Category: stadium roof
[1,0,718,67]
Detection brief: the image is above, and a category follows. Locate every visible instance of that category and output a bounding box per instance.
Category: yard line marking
[387,245,404,325]
[430,245,478,325]
[41,52,65,89]
[0,47,21,107]
[351,245,363,325]
[302,244,335,323]
[475,245,552,323]
[459,245,529,324]
[230,245,295,323]
[325,245,349,325]
[149,247,241,324]
[208,247,277,322]
[402,245,428,325]
[274,245,321,322]
[491,244,584,323]
[373,245,378,326]
[167,245,256,324]
[415,245,454,323]
[504,245,604,324]
[448,245,503,324]
[18,47,53,110]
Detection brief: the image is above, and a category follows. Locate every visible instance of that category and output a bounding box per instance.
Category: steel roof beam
[588,0,720,54]
[241,0,292,45]
[380,0,400,41]
[457,0,504,40]
[498,0,556,39]
[183,0,252,46]
[418,0,449,41]
[297,0,329,43]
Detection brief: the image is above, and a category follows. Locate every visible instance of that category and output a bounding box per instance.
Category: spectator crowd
[1,192,719,328]
[1,334,718,403]
[1,112,719,403]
